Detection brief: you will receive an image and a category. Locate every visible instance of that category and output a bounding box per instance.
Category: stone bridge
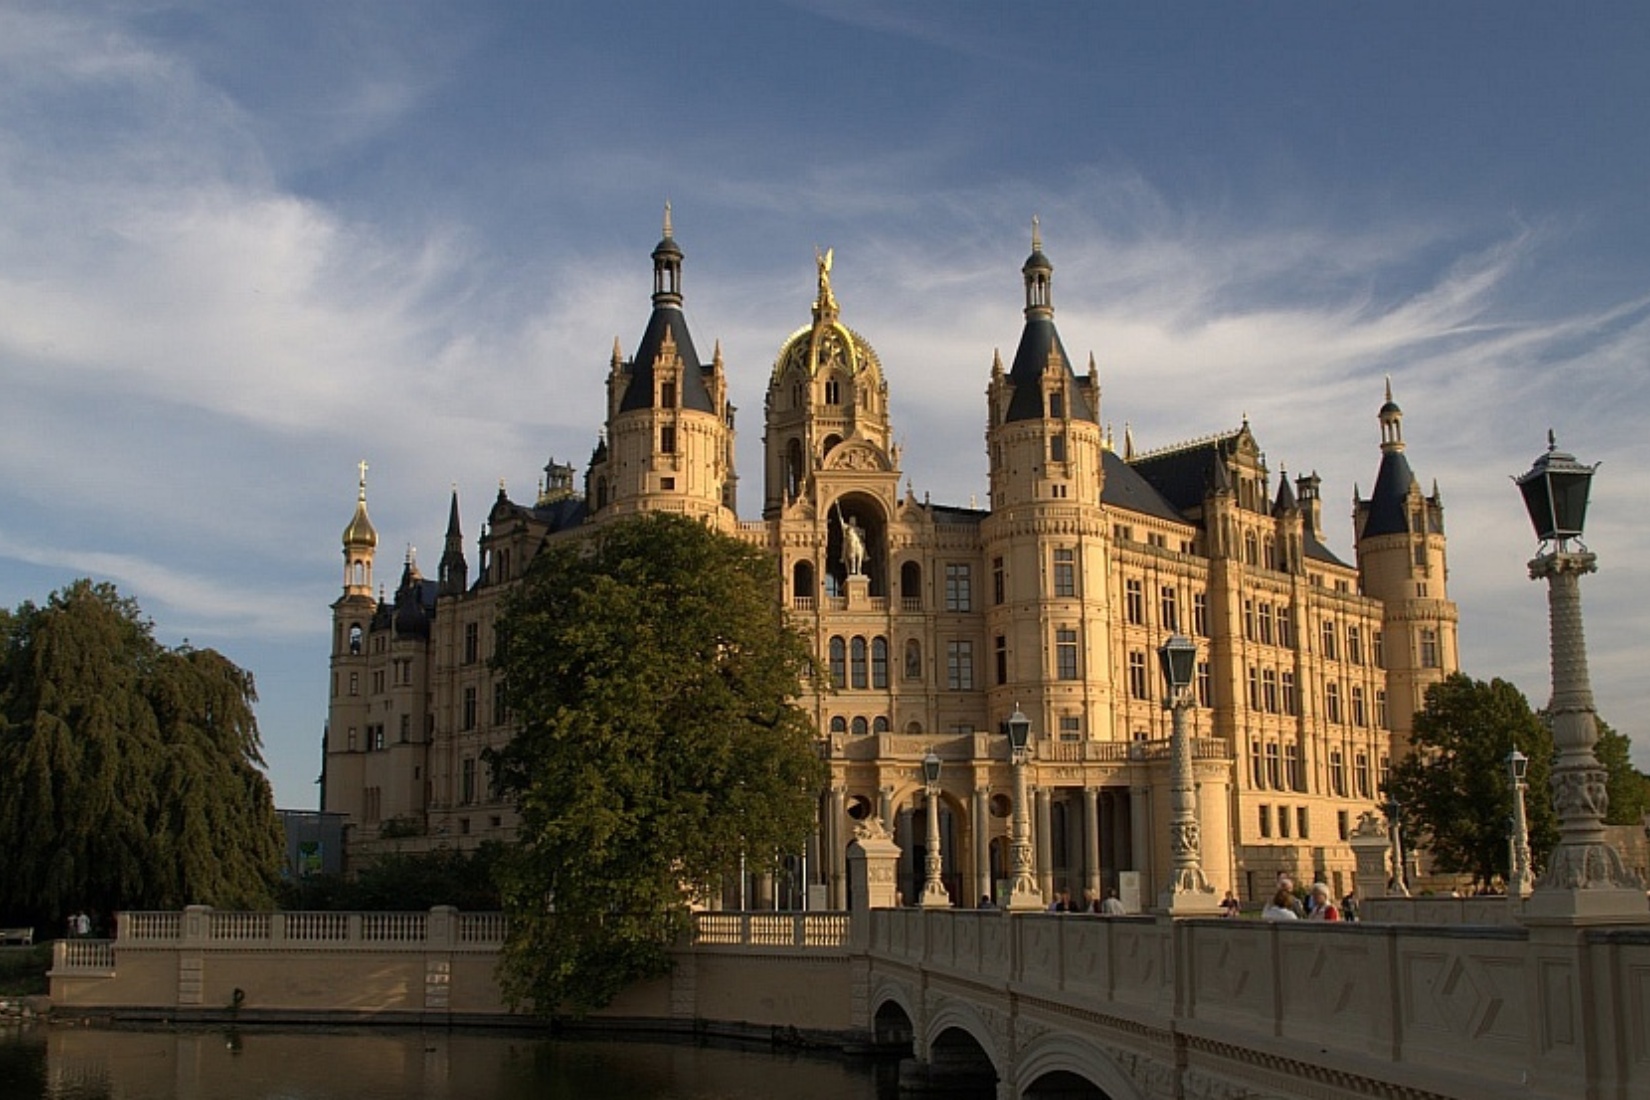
[864,908,1650,1100]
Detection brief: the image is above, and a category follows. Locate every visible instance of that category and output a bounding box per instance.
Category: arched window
[850,716,868,736]
[792,560,815,604]
[900,561,922,607]
[873,716,890,734]
[871,637,889,689]
[829,716,847,734]
[829,637,846,687]
[1244,530,1258,566]
[850,637,868,689]
[786,438,804,499]
[348,624,363,654]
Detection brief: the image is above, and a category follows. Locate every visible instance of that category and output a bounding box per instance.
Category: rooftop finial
[1031,214,1042,253]
[1548,427,1557,451]
[1384,374,1393,403]
[662,199,673,239]
[357,459,369,500]
[814,246,837,317]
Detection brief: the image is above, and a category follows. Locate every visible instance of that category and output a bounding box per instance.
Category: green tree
[489,513,823,1014]
[1384,674,1559,888]
[0,581,283,929]
[1593,717,1650,826]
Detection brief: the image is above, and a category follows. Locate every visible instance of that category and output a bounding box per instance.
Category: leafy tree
[0,581,283,929]
[1384,674,1559,888]
[277,844,505,912]
[489,513,823,1014]
[1591,718,1650,826]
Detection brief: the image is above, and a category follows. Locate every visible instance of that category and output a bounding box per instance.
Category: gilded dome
[342,464,378,549]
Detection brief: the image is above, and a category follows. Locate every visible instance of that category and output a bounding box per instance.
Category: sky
[1,2,1646,810]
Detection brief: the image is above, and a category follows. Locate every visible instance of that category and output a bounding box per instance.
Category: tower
[1354,381,1459,757]
[438,488,467,597]
[585,205,737,530]
[325,462,380,820]
[980,221,1112,744]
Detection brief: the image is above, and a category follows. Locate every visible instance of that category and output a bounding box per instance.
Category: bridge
[50,901,1650,1099]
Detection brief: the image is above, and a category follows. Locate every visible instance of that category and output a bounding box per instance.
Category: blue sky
[2,2,1646,809]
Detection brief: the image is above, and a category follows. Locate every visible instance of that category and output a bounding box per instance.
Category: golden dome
[342,461,378,549]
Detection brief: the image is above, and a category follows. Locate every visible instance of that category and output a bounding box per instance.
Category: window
[850,637,868,689]
[347,727,358,752]
[660,380,676,408]
[1352,685,1366,726]
[371,725,384,750]
[824,378,841,404]
[462,686,477,731]
[1196,661,1212,708]
[1330,750,1347,797]
[1258,602,1273,645]
[1325,682,1341,724]
[1247,666,1260,710]
[1348,626,1363,666]
[1193,593,1209,636]
[1243,599,1256,640]
[851,716,868,736]
[1048,391,1064,418]
[829,716,847,734]
[1056,628,1079,680]
[944,564,972,612]
[461,758,476,805]
[1296,807,1310,839]
[871,637,888,689]
[1421,629,1440,668]
[1338,810,1350,841]
[1355,752,1371,798]
[993,557,1006,604]
[1259,805,1272,838]
[1059,715,1081,741]
[1050,433,1066,462]
[399,713,410,742]
[493,680,507,725]
[372,670,385,694]
[1321,619,1338,661]
[1250,740,1265,787]
[349,672,359,697]
[829,637,846,687]
[1282,671,1297,716]
[1284,741,1301,791]
[1160,586,1178,631]
[1126,579,1145,625]
[1279,804,1292,838]
[1245,530,1258,565]
[1265,743,1281,788]
[995,634,1008,685]
[660,426,676,454]
[1278,605,1293,648]
[1262,668,1279,713]
[1053,549,1075,597]
[1376,689,1388,729]
[873,716,890,734]
[464,622,479,665]
[1374,630,1384,666]
[946,641,974,690]
[1128,651,1149,700]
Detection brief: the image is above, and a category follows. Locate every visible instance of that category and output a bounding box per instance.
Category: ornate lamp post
[1004,706,1043,911]
[1506,749,1533,899]
[1383,799,1410,897]
[919,750,951,908]
[1156,635,1220,914]
[1515,434,1643,921]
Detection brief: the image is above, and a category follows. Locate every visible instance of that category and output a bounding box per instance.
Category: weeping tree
[489,513,823,1015]
[0,581,283,929]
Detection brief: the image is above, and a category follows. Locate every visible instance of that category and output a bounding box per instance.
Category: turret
[341,460,377,598]
[438,488,467,597]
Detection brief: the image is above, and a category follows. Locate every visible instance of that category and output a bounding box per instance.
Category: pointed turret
[1001,219,1095,423]
[341,460,377,598]
[438,487,467,597]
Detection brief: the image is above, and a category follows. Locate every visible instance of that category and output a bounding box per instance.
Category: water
[0,1024,898,1099]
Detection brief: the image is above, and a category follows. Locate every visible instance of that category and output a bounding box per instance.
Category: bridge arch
[1016,1032,1144,1100]
[924,997,1002,1071]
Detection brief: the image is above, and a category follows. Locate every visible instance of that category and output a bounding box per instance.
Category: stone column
[973,783,992,906]
[1035,786,1054,902]
[829,787,847,910]
[1083,786,1102,901]
[1347,812,1392,898]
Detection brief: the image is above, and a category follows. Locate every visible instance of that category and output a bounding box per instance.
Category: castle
[323,213,1458,908]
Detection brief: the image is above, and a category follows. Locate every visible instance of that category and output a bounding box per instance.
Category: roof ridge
[1129,427,1244,463]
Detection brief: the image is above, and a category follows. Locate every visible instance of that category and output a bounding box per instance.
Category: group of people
[1260,875,1358,922]
[976,888,1127,914]
[65,911,93,937]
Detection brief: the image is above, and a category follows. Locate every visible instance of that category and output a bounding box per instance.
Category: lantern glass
[922,751,942,787]
[1516,438,1595,543]
[1007,707,1031,753]
[1507,748,1528,784]
[1157,634,1197,693]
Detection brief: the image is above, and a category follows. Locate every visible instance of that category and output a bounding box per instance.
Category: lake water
[0,1024,899,1099]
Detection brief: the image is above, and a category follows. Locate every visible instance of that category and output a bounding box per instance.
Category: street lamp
[1004,706,1042,911]
[1506,749,1532,899]
[919,750,951,908]
[1515,434,1643,921]
[1383,799,1410,897]
[1156,635,1219,914]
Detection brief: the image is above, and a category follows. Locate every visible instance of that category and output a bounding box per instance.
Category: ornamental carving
[1551,767,1609,821]
[854,817,893,842]
[1171,820,1202,857]
[825,444,889,472]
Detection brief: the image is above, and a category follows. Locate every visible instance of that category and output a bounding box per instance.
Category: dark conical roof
[1004,316,1094,422]
[620,306,714,412]
[1363,449,1417,537]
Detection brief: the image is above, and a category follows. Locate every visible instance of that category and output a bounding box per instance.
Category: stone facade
[321,217,1460,908]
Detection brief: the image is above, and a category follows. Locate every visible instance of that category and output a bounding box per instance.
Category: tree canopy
[1384,674,1560,888]
[1593,717,1650,826]
[489,513,823,1014]
[0,581,284,928]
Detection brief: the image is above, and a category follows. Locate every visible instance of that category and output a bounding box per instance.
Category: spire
[340,460,378,597]
[1123,422,1136,460]
[439,486,468,596]
[1022,216,1053,319]
[1379,377,1405,453]
[651,202,683,308]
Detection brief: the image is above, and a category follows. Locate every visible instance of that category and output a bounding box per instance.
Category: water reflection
[0,1025,896,1099]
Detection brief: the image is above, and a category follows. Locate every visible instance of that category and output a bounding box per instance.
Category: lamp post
[1156,635,1220,914]
[1506,749,1533,899]
[1004,706,1042,911]
[919,750,951,908]
[1515,434,1643,921]
[1383,799,1410,897]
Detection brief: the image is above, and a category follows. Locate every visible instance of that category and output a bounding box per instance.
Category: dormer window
[1048,391,1064,419]
[660,380,676,408]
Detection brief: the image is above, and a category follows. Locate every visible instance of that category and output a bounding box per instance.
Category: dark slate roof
[530,496,588,534]
[1103,449,1186,523]
[1127,436,1237,513]
[619,306,715,414]
[930,504,986,526]
[1272,476,1297,516]
[1303,524,1348,567]
[1362,450,1416,538]
[1003,317,1095,423]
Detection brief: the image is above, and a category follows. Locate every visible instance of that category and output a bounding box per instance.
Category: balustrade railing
[53,939,115,972]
